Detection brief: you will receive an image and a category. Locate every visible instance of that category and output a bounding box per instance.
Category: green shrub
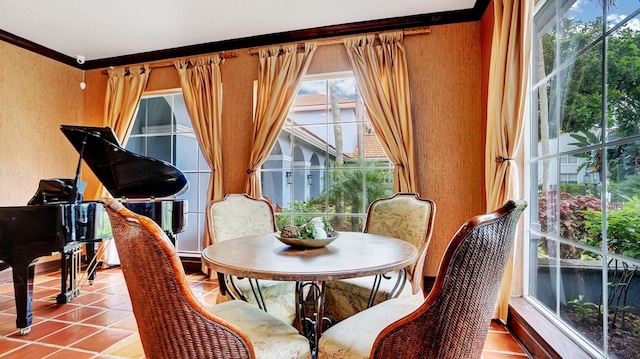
[583,195,640,259]
[610,174,640,203]
[560,183,589,196]
[275,201,323,230]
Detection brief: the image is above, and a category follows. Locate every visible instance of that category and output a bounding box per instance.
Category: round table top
[201,232,418,282]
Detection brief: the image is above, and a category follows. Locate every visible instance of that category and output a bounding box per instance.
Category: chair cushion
[318,294,423,359]
[366,196,433,270]
[324,272,414,322]
[208,195,299,326]
[225,277,297,325]
[211,300,311,359]
[209,196,276,242]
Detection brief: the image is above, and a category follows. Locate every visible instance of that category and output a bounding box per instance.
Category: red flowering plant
[537,188,602,259]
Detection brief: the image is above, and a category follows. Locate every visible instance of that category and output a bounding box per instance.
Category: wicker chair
[102,198,311,359]
[325,193,436,322]
[206,193,297,325]
[318,200,527,359]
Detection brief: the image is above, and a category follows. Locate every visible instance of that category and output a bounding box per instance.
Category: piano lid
[60,125,189,199]
[27,178,85,205]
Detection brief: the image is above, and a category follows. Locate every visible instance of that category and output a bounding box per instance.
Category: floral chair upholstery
[102,197,311,359]
[318,200,527,359]
[206,193,297,325]
[324,193,436,323]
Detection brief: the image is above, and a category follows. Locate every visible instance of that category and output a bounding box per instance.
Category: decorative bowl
[274,232,340,249]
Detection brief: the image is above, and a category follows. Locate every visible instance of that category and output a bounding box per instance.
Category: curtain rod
[247,27,431,55]
[100,51,238,75]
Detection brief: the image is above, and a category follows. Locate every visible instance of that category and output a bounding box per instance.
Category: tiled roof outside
[293,93,355,107]
[346,133,388,159]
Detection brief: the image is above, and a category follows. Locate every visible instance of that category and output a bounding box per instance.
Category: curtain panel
[89,64,150,200]
[174,55,224,202]
[174,55,224,277]
[485,0,532,321]
[343,31,417,193]
[244,43,317,197]
[104,65,151,143]
[91,64,150,266]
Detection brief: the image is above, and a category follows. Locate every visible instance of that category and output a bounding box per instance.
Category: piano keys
[0,125,189,335]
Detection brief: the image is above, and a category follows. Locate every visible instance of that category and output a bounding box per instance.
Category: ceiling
[0,0,487,70]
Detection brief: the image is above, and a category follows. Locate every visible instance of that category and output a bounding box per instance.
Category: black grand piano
[0,125,188,334]
[60,125,188,242]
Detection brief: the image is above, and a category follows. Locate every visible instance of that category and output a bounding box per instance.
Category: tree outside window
[260,74,393,232]
[529,1,640,357]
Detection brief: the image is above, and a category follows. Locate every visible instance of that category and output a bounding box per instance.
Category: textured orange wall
[81,23,486,276]
[0,41,85,206]
[3,20,488,277]
[407,22,485,275]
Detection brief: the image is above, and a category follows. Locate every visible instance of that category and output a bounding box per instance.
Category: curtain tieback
[496,156,514,163]
[394,163,405,168]
[246,169,256,174]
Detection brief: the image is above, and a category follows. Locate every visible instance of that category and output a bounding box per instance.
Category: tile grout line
[2,268,528,358]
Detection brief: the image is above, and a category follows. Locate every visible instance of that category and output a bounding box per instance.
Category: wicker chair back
[371,200,527,359]
[102,197,255,359]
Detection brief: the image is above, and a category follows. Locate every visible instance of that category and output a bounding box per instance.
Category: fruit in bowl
[276,217,338,248]
[280,217,335,239]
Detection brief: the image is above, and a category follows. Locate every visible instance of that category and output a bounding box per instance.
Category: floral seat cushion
[318,294,423,359]
[324,193,435,323]
[211,300,311,359]
[208,194,298,325]
[223,278,297,324]
[324,272,414,322]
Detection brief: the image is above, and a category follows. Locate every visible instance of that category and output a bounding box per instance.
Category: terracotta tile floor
[0,267,530,358]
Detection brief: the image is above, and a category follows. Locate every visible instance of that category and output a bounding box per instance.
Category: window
[261,74,393,231]
[559,173,577,184]
[528,1,640,357]
[559,156,578,164]
[127,92,210,256]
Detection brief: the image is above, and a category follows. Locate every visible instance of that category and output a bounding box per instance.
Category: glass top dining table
[201,231,418,357]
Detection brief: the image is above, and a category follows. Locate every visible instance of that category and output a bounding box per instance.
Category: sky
[298,77,357,99]
[567,0,640,31]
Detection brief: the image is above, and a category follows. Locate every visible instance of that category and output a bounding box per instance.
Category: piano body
[0,125,188,334]
[60,125,188,243]
[0,194,101,335]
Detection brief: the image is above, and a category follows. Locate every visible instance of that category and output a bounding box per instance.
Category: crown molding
[0,0,489,70]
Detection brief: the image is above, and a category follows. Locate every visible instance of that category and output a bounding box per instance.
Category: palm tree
[329,80,345,228]
[322,157,393,231]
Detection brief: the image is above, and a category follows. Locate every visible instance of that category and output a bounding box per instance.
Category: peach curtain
[88,65,150,200]
[343,32,417,192]
[485,0,532,321]
[104,65,151,143]
[174,55,224,201]
[174,55,224,276]
[244,43,317,197]
[90,65,150,266]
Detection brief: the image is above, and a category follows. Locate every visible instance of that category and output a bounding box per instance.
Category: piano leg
[165,231,176,245]
[85,242,100,284]
[57,244,82,304]
[11,260,35,335]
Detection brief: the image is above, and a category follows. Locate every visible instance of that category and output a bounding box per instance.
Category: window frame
[525,1,640,357]
[128,90,211,257]
[259,71,395,231]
